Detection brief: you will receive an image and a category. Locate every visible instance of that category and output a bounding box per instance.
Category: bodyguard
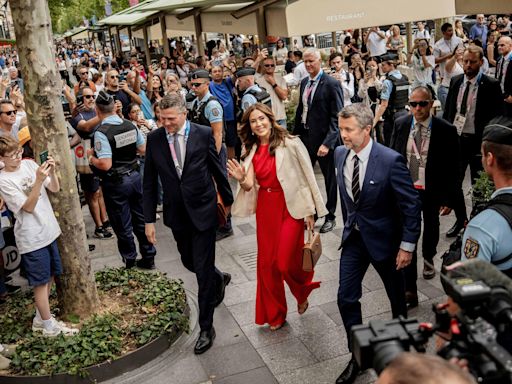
[88,90,156,269]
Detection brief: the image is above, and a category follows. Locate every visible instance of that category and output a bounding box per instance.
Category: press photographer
[351,259,512,384]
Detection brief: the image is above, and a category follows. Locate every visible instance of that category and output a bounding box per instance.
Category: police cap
[189,69,210,80]
[235,67,256,78]
[380,53,399,64]
[483,117,512,146]
[96,90,114,106]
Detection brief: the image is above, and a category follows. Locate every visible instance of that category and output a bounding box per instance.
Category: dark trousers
[303,140,337,219]
[383,110,408,147]
[337,230,406,350]
[172,224,223,331]
[404,190,440,294]
[101,171,156,261]
[453,134,483,223]
[218,145,232,231]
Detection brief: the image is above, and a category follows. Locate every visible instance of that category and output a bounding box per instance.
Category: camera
[352,265,512,384]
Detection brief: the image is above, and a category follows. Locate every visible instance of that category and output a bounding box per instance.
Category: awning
[98,11,159,26]
[266,0,456,36]
[136,0,212,11]
[455,0,511,14]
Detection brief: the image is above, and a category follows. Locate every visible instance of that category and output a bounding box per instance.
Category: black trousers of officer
[172,219,223,331]
[337,230,407,350]
[101,171,156,261]
[404,189,441,294]
[300,135,337,220]
[453,133,483,223]
[383,110,408,147]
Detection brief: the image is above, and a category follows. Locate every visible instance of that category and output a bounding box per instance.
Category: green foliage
[48,0,130,34]
[472,171,496,205]
[0,268,188,377]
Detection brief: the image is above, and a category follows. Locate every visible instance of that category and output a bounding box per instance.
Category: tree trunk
[10,0,98,318]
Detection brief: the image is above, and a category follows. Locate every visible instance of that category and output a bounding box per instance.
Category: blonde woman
[165,73,187,100]
[228,103,327,331]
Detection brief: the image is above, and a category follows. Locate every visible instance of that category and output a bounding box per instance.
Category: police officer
[462,117,512,277]
[373,53,410,146]
[188,69,233,241]
[87,90,157,269]
[234,67,271,117]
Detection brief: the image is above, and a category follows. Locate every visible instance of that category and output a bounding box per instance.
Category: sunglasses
[110,75,120,79]
[83,95,94,99]
[80,71,89,75]
[264,64,275,68]
[409,101,430,108]
[1,110,17,116]
[190,82,205,88]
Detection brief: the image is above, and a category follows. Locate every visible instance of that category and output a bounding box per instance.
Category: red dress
[253,144,320,327]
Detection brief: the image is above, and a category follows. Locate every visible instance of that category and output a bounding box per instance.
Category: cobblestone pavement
[21,167,469,384]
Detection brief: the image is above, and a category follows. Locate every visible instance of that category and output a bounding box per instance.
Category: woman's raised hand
[227,159,246,182]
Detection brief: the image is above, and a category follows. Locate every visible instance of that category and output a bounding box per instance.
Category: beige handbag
[302,230,322,272]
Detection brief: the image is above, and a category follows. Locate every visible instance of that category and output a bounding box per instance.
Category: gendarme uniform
[380,54,409,146]
[462,119,512,277]
[91,90,156,268]
[235,67,272,118]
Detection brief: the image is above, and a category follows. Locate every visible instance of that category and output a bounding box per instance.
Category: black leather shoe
[320,219,336,233]
[216,228,234,241]
[405,291,419,310]
[423,262,435,280]
[194,327,216,355]
[136,258,156,270]
[336,356,360,384]
[215,273,231,307]
[446,220,465,238]
[125,258,136,269]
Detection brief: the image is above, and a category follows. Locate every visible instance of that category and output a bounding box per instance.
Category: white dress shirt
[166,121,187,168]
[343,139,373,200]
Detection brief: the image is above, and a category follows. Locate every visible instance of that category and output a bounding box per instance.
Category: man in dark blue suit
[334,104,421,384]
[143,94,234,355]
[293,48,344,233]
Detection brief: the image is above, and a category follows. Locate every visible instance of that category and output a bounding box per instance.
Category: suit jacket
[496,56,512,99]
[390,115,460,208]
[143,123,234,232]
[443,73,503,139]
[334,141,421,261]
[232,137,328,219]
[293,72,344,151]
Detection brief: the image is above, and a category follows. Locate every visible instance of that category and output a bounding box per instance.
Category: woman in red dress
[228,104,328,330]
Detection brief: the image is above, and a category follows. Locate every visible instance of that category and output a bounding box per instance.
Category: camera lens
[372,341,405,374]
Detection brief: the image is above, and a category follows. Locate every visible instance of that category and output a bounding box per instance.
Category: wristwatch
[272,83,277,88]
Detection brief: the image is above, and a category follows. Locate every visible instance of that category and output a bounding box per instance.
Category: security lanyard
[410,118,432,161]
[169,121,190,173]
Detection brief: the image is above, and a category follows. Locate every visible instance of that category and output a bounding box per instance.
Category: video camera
[351,260,512,384]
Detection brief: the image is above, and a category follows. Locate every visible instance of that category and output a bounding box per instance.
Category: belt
[261,187,282,192]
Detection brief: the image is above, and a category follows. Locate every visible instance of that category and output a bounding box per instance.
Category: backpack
[442,193,512,269]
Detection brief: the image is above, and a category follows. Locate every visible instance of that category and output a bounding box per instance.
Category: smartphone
[76,94,84,105]
[151,59,158,65]
[39,150,49,164]
[119,74,126,82]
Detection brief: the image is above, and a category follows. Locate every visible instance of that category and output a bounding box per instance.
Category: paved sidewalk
[82,168,464,384]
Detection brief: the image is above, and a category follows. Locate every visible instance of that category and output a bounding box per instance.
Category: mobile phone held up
[39,150,49,165]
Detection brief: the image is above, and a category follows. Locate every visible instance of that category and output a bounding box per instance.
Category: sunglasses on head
[409,101,430,108]
[1,110,17,116]
[264,64,275,68]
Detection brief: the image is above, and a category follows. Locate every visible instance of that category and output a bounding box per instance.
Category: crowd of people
[0,13,511,383]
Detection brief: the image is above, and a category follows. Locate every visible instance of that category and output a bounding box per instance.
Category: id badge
[453,114,466,136]
[414,166,426,190]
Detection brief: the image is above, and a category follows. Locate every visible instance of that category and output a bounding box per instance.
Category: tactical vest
[91,119,139,179]
[386,73,409,114]
[237,86,272,121]
[189,96,221,127]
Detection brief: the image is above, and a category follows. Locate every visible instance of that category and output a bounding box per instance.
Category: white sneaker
[42,317,79,337]
[156,204,163,213]
[156,213,161,220]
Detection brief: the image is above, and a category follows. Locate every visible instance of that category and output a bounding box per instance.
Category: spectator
[407,39,435,90]
[104,69,141,118]
[0,136,78,337]
[0,100,19,139]
[284,51,296,74]
[357,58,383,114]
[330,52,355,106]
[413,21,431,41]
[254,51,288,127]
[8,67,23,94]
[73,66,96,95]
[470,14,488,49]
[434,22,463,109]
[387,25,405,63]
[292,50,308,85]
[496,36,512,116]
[454,19,468,42]
[273,39,288,65]
[165,73,187,100]
[365,26,387,58]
